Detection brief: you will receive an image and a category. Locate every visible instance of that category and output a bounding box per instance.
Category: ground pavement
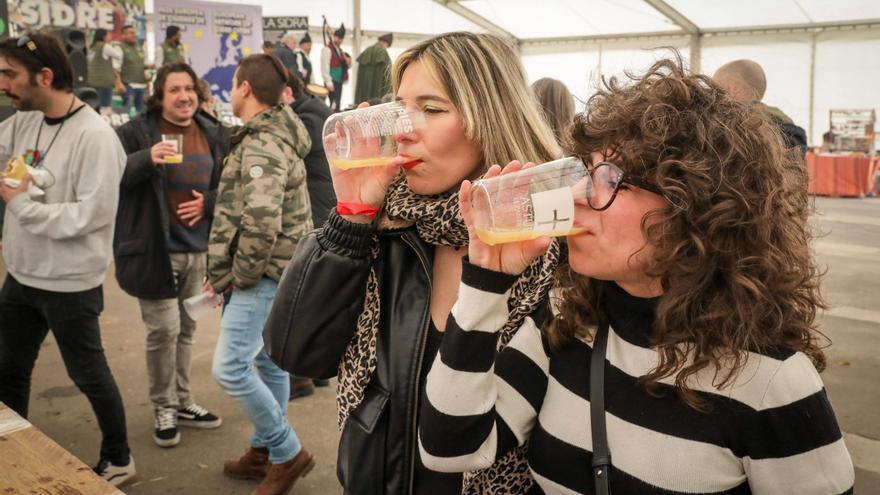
[5,196,880,494]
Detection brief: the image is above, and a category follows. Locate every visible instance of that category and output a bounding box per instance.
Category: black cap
[378,33,393,46]
[334,24,346,39]
[300,32,311,44]
[166,25,180,39]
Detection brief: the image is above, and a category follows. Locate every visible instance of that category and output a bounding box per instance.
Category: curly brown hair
[547,56,827,411]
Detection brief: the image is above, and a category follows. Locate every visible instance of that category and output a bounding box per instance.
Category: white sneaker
[94,455,137,487]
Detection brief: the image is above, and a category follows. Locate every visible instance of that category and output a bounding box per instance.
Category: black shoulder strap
[590,321,612,495]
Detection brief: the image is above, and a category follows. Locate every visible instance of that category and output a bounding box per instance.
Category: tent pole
[689,34,701,73]
[808,30,817,146]
[353,0,362,100]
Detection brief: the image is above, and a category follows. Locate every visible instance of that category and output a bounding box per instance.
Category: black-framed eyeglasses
[16,35,49,68]
[584,161,663,211]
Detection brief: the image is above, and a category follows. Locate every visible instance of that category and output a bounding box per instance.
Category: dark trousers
[0,275,130,464]
[328,82,343,112]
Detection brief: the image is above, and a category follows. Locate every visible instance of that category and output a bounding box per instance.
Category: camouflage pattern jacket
[207,104,313,292]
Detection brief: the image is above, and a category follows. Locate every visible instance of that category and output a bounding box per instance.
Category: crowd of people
[0,25,854,495]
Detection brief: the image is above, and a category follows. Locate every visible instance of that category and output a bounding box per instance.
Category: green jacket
[88,41,115,88]
[121,42,146,84]
[207,104,313,292]
[354,43,391,104]
[160,40,185,66]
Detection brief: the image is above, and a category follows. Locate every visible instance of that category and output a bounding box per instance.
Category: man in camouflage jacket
[205,54,315,495]
[206,104,313,291]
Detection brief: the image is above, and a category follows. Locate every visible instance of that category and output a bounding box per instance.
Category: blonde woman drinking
[264,32,560,495]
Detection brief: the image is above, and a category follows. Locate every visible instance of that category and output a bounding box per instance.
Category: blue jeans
[124,86,145,112]
[96,87,113,108]
[212,278,301,464]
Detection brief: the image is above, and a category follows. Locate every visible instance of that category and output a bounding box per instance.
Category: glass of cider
[161,134,183,164]
[323,102,425,170]
[470,157,590,245]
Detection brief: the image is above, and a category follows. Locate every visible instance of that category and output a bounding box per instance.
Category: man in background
[321,24,350,111]
[293,33,313,84]
[273,32,298,78]
[354,33,392,104]
[713,59,808,156]
[157,25,185,67]
[120,25,147,112]
[281,74,335,399]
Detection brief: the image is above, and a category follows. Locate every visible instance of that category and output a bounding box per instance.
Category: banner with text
[8,0,146,41]
[262,16,308,44]
[154,0,262,103]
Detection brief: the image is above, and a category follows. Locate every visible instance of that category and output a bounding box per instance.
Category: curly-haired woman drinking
[419,58,854,495]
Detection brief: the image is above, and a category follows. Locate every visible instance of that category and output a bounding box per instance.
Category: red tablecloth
[807,153,879,197]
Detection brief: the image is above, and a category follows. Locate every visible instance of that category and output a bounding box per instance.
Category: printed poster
[153,0,262,104]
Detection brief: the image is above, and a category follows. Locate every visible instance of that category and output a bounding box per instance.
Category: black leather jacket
[264,211,434,495]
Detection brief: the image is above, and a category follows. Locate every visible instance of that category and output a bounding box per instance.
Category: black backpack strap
[591,321,612,495]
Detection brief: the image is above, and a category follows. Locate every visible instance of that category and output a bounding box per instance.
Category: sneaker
[177,403,222,429]
[94,455,137,487]
[154,406,181,447]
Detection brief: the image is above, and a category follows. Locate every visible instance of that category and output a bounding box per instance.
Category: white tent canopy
[144,0,880,144]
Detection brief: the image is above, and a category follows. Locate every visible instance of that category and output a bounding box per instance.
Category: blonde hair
[531,77,575,143]
[392,32,560,171]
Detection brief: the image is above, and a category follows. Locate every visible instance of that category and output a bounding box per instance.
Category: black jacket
[290,96,336,228]
[264,211,434,495]
[113,111,228,299]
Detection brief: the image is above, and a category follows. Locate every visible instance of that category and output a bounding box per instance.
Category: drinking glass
[161,134,183,164]
[469,157,589,245]
[323,102,425,170]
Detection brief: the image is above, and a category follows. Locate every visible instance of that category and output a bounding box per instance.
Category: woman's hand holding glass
[325,103,410,221]
[459,161,552,275]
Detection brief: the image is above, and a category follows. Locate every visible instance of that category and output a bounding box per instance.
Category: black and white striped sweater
[418,261,854,495]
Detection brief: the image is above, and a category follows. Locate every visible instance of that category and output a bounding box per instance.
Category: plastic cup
[161,134,183,164]
[322,102,425,170]
[183,292,223,321]
[470,157,590,245]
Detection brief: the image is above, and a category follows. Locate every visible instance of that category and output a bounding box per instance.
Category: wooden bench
[0,402,124,494]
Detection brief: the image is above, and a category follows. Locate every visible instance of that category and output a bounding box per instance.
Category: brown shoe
[223,447,269,480]
[252,448,315,495]
[289,378,315,400]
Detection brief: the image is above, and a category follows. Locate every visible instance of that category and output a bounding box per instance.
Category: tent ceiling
[431,0,880,42]
[457,0,680,39]
[173,0,879,40]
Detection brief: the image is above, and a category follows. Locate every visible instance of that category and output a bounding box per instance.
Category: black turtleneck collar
[601,280,659,348]
[44,103,86,126]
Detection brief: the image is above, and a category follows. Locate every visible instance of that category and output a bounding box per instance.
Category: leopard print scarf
[336,174,560,495]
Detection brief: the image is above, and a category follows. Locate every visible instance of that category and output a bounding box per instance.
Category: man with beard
[114,62,226,448]
[0,32,134,486]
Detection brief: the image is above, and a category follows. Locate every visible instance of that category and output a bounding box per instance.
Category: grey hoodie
[0,106,125,292]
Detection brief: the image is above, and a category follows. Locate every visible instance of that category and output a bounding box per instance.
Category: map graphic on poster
[7,0,147,41]
[153,0,262,103]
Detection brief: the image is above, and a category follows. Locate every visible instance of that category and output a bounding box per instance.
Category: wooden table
[807,152,879,197]
[0,402,124,494]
